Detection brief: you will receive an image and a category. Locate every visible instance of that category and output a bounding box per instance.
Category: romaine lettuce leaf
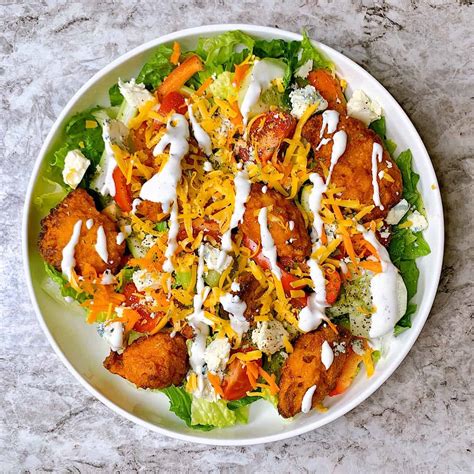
[297,31,334,73]
[43,262,89,303]
[136,44,174,91]
[369,117,397,156]
[396,150,425,213]
[34,177,68,213]
[108,83,124,107]
[190,397,238,428]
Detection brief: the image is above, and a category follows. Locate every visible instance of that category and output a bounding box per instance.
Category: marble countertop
[1,1,472,471]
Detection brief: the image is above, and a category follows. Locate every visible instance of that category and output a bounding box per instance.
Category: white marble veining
[1,1,473,472]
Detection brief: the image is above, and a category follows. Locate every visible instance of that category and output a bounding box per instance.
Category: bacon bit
[207,372,224,397]
[196,76,213,96]
[233,63,250,89]
[170,41,181,65]
[257,367,279,395]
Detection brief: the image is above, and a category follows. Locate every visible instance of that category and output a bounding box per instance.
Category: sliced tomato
[112,167,132,212]
[122,282,162,333]
[329,350,362,396]
[158,91,187,115]
[221,355,262,401]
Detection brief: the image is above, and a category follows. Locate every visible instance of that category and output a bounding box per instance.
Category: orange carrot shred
[170,41,181,65]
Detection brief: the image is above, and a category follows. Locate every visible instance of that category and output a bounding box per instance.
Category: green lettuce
[34,177,68,213]
[43,262,89,303]
[396,150,425,213]
[136,44,174,91]
[369,117,397,156]
[108,83,124,106]
[209,71,235,100]
[297,31,334,73]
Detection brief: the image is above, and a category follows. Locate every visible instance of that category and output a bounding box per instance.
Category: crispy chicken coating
[302,114,403,220]
[38,188,125,275]
[241,183,311,265]
[278,325,352,418]
[235,111,297,163]
[232,272,266,325]
[103,332,189,389]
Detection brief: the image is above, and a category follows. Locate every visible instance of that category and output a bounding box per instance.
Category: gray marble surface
[1,0,473,472]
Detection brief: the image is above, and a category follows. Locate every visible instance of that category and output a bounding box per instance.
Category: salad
[37,31,431,429]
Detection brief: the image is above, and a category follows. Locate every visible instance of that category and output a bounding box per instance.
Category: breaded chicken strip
[235,111,297,163]
[241,183,311,265]
[278,325,352,418]
[302,114,402,220]
[103,332,188,389]
[232,272,266,325]
[38,188,125,275]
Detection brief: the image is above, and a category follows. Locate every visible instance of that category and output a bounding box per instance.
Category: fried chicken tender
[302,114,402,220]
[241,184,311,265]
[278,325,352,418]
[307,69,347,113]
[235,111,297,163]
[38,188,125,275]
[232,272,266,325]
[103,332,189,389]
[136,200,164,222]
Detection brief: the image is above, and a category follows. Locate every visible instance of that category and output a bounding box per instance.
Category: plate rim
[22,23,444,446]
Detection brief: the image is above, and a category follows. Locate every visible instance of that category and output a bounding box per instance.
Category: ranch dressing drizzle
[321,341,334,370]
[356,225,400,338]
[307,173,326,243]
[240,59,286,125]
[140,113,189,213]
[219,292,249,338]
[61,220,82,281]
[371,142,384,209]
[163,200,179,273]
[95,225,108,264]
[187,245,213,394]
[319,110,340,138]
[258,207,282,280]
[187,102,212,156]
[217,170,251,267]
[326,130,347,186]
[301,384,317,413]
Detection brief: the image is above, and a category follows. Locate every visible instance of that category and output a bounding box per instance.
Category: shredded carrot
[196,76,213,96]
[207,372,224,397]
[359,260,382,273]
[258,367,279,394]
[233,63,250,89]
[340,228,358,265]
[170,41,181,65]
[324,317,339,335]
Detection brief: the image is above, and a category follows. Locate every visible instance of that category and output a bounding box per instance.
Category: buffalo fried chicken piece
[241,183,311,265]
[302,114,402,220]
[231,272,266,325]
[103,332,188,389]
[235,111,296,163]
[278,325,352,418]
[307,69,347,113]
[38,188,125,275]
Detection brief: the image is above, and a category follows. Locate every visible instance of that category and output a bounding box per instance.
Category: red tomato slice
[159,91,187,115]
[221,355,262,401]
[112,167,132,212]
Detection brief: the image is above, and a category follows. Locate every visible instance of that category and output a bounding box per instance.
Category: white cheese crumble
[132,269,161,291]
[386,199,410,225]
[289,85,328,119]
[62,149,90,189]
[408,210,428,232]
[251,320,289,355]
[294,59,313,79]
[118,78,154,108]
[204,337,231,374]
[100,322,124,353]
[347,89,383,126]
[203,243,233,273]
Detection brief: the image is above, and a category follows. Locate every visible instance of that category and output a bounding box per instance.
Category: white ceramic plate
[22,24,444,445]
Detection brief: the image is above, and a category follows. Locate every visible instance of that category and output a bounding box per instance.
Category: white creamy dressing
[116,224,132,245]
[301,384,317,413]
[187,245,213,395]
[321,341,334,370]
[101,269,115,285]
[97,118,129,197]
[102,322,124,352]
[356,225,403,338]
[371,142,384,209]
[219,292,249,338]
[240,59,285,125]
[258,207,282,280]
[307,173,326,243]
[315,137,331,151]
[187,102,212,156]
[140,113,189,213]
[94,225,109,264]
[85,218,94,230]
[326,130,348,186]
[163,200,179,273]
[319,110,340,138]
[217,170,251,267]
[61,219,82,280]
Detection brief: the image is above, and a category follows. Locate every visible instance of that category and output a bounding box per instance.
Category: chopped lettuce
[154,220,168,232]
[396,150,425,213]
[369,116,397,156]
[43,262,89,303]
[34,177,68,213]
[297,31,334,73]
[226,395,259,410]
[108,83,124,107]
[263,351,287,384]
[209,71,236,100]
[136,44,174,91]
